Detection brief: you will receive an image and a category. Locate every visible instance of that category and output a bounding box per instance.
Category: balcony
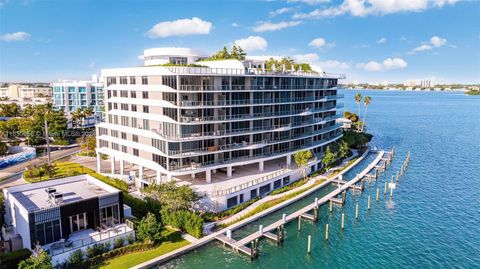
[168,139,269,157]
[177,96,326,107]
[168,132,343,172]
[179,85,340,92]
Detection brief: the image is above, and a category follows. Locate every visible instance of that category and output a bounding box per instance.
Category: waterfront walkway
[132,148,385,269]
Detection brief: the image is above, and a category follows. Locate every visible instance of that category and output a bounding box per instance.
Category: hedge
[161,210,203,238]
[0,248,32,269]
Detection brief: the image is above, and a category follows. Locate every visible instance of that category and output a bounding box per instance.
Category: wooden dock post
[341,213,345,229]
[360,180,365,191]
[307,235,311,255]
[282,213,287,224]
[259,225,263,235]
[298,216,302,232]
[314,206,319,222]
[396,171,399,182]
[355,204,359,220]
[376,188,379,202]
[390,186,394,198]
[368,195,371,210]
[325,224,329,241]
[375,169,378,179]
[400,165,404,176]
[342,190,346,204]
[315,197,319,207]
[384,182,387,195]
[329,200,333,213]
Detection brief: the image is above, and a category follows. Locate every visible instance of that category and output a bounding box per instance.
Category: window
[132,134,138,142]
[121,132,126,139]
[113,90,117,97]
[143,105,149,113]
[121,116,129,126]
[100,205,119,227]
[107,77,116,86]
[69,213,88,233]
[120,90,128,97]
[121,103,128,110]
[131,104,137,112]
[112,143,119,150]
[35,220,61,246]
[131,118,137,128]
[142,76,148,85]
[130,91,136,98]
[142,91,149,99]
[122,145,127,153]
[143,119,149,130]
[133,148,139,156]
[120,76,128,84]
[111,130,118,137]
[162,76,177,89]
[169,56,187,65]
[130,76,136,84]
[113,103,118,110]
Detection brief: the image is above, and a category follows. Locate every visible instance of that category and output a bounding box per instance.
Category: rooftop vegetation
[265,57,313,72]
[198,45,246,61]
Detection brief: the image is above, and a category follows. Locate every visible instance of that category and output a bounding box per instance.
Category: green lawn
[98,239,189,269]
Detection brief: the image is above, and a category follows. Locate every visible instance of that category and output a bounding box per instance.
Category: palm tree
[361,96,372,132]
[293,149,313,180]
[354,93,362,131]
[84,107,93,127]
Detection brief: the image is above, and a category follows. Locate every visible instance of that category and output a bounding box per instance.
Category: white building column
[259,161,264,172]
[119,160,124,176]
[166,174,172,181]
[138,166,144,182]
[206,169,211,183]
[96,154,101,173]
[110,157,115,174]
[227,166,233,178]
[286,154,292,166]
[156,171,162,184]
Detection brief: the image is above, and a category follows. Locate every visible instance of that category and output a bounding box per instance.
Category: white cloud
[377,37,387,44]
[252,21,302,32]
[308,37,335,49]
[288,0,331,5]
[409,35,447,54]
[315,60,351,69]
[234,36,268,52]
[293,0,460,19]
[269,7,293,17]
[0,31,30,42]
[356,57,407,72]
[231,22,239,27]
[430,36,446,47]
[292,53,319,62]
[146,17,212,38]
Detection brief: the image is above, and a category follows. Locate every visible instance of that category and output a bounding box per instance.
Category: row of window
[107,76,148,86]
[107,90,148,99]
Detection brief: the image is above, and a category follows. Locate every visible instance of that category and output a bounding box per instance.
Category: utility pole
[44,116,51,165]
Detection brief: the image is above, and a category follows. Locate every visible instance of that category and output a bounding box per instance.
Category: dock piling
[390,186,394,198]
[384,182,387,195]
[329,200,333,213]
[298,216,301,232]
[307,235,311,255]
[396,171,399,182]
[282,213,287,224]
[355,204,359,220]
[341,213,345,230]
[368,195,371,210]
[325,224,329,241]
[376,188,379,202]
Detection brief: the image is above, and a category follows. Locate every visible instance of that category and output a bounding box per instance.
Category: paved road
[0,146,81,189]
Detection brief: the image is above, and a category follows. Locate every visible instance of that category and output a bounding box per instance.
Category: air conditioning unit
[48,192,63,205]
[45,187,56,194]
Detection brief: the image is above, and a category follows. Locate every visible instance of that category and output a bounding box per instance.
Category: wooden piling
[314,207,318,222]
[355,204,359,220]
[298,216,301,232]
[384,182,387,195]
[390,186,394,198]
[376,188,379,202]
[341,213,345,229]
[325,224,329,240]
[329,200,333,213]
[307,235,311,255]
[368,195,371,210]
[396,171,399,182]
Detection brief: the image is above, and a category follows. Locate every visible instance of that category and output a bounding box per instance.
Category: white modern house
[95,47,345,211]
[52,76,104,127]
[1,175,134,264]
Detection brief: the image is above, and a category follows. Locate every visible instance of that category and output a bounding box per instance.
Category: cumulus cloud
[234,36,268,52]
[252,21,302,32]
[231,22,239,27]
[356,58,407,72]
[308,37,335,50]
[377,37,387,44]
[315,60,351,69]
[293,0,460,19]
[288,0,331,5]
[0,31,31,42]
[269,7,293,17]
[146,17,212,38]
[293,53,319,62]
[409,35,447,54]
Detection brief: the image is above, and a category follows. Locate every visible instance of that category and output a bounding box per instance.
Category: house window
[141,76,148,85]
[143,105,149,113]
[130,76,136,84]
[133,148,139,156]
[142,91,149,99]
[100,205,119,227]
[35,220,61,246]
[120,76,128,84]
[131,104,137,112]
[130,91,136,98]
[69,213,88,233]
[132,135,138,142]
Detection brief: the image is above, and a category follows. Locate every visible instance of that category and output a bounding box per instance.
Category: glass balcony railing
[179,85,340,92]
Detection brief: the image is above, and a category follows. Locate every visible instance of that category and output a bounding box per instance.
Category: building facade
[52,79,104,125]
[0,84,51,99]
[2,175,133,263]
[96,48,345,211]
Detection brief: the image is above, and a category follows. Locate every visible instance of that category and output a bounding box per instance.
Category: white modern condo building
[96,47,345,211]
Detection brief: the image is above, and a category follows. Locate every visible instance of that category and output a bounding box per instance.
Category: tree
[0,141,8,156]
[0,103,21,117]
[338,141,350,159]
[136,212,163,243]
[293,149,313,180]
[361,96,372,132]
[142,181,200,212]
[231,45,239,59]
[322,146,337,168]
[84,107,93,127]
[238,46,246,60]
[18,245,53,269]
[354,93,362,131]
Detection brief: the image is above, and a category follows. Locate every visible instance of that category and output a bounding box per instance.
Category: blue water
[160,90,480,268]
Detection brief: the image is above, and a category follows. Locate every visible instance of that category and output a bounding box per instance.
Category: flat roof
[7,175,119,212]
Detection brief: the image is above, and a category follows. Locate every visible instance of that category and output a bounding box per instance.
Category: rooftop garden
[265,57,313,72]
[198,45,247,61]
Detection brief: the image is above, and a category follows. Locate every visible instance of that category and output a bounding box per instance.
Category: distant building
[52,76,104,125]
[1,175,134,264]
[420,80,435,88]
[0,84,51,99]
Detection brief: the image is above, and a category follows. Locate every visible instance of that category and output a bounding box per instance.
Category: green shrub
[161,210,203,238]
[0,248,31,269]
[126,233,135,244]
[86,242,109,258]
[113,237,125,249]
[137,212,163,243]
[66,249,84,267]
[201,197,260,222]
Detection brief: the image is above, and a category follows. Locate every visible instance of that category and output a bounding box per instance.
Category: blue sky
[0,0,479,84]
